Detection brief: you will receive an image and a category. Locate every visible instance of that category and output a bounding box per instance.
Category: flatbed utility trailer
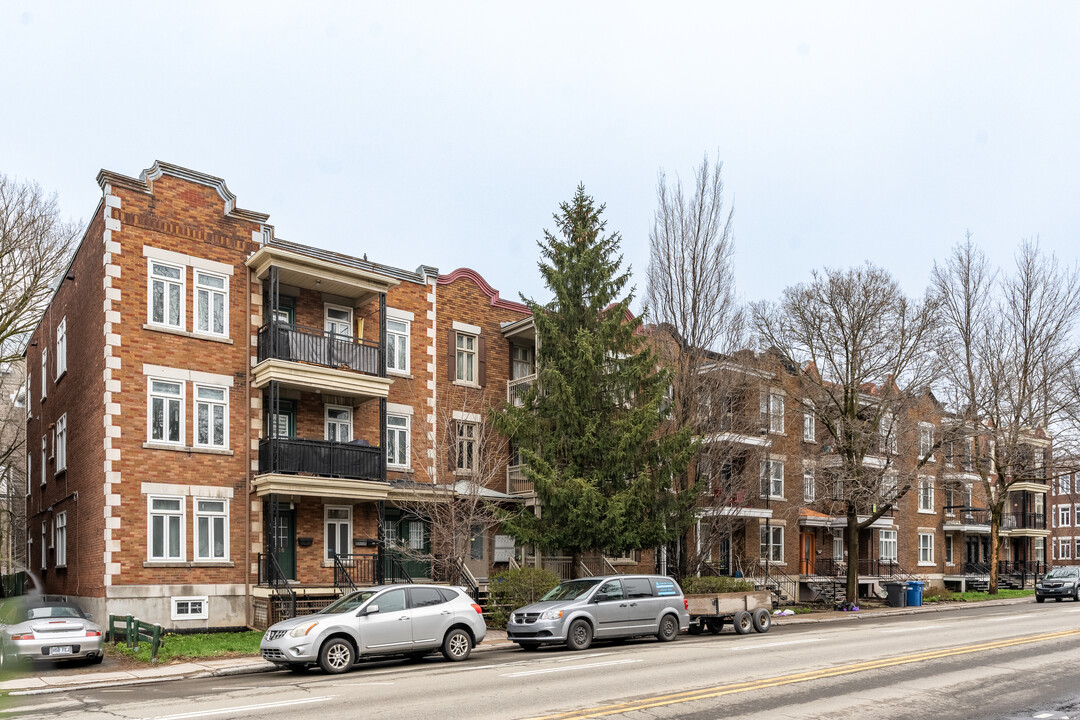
[685,589,773,636]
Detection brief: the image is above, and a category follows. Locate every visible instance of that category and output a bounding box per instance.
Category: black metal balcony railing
[1001,512,1046,530]
[259,437,383,480]
[257,321,381,376]
[944,510,991,526]
[802,558,902,578]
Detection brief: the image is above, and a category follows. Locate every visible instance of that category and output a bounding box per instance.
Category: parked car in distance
[260,584,486,674]
[0,597,104,667]
[1036,566,1080,603]
[506,575,690,652]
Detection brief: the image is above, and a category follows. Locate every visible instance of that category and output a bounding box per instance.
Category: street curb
[0,600,1034,696]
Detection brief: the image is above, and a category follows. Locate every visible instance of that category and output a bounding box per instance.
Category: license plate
[50,646,72,655]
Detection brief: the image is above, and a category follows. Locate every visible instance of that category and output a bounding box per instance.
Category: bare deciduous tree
[389,383,521,588]
[645,153,749,578]
[754,263,943,602]
[933,237,1080,592]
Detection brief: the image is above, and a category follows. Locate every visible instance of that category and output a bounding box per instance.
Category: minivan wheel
[733,611,753,635]
[566,619,593,651]
[705,618,725,634]
[318,638,354,674]
[656,614,679,642]
[752,608,772,633]
[442,628,473,662]
[518,642,540,651]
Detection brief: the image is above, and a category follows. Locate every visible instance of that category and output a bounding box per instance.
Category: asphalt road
[5,600,1080,720]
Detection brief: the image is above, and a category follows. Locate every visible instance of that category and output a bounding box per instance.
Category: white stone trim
[452,320,481,335]
[452,411,482,423]
[429,278,438,481]
[140,482,234,498]
[142,245,235,275]
[102,186,123,588]
[387,402,414,416]
[386,306,415,322]
[142,364,235,387]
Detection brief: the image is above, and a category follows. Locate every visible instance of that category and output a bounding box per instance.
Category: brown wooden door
[800,532,815,575]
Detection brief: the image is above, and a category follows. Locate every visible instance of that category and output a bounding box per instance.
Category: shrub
[922,586,954,603]
[486,567,561,629]
[680,575,755,594]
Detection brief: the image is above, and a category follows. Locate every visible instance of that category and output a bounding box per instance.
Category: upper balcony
[253,437,390,502]
[507,374,537,407]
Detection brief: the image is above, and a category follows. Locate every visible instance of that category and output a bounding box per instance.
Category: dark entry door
[271,509,296,580]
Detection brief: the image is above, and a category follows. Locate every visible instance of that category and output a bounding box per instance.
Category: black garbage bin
[882,581,907,608]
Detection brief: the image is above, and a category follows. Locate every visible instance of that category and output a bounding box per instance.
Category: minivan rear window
[652,578,680,596]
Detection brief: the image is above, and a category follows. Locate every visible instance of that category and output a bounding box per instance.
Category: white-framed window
[759,459,784,499]
[1061,505,1072,528]
[56,317,67,378]
[945,534,954,564]
[325,506,352,560]
[1035,537,1045,563]
[386,318,410,374]
[325,405,353,442]
[194,498,228,561]
[803,466,815,502]
[759,525,784,563]
[918,532,934,565]
[456,332,477,384]
[1060,474,1073,495]
[171,596,208,621]
[194,271,228,337]
[55,414,67,473]
[1061,538,1073,560]
[40,435,47,487]
[1075,538,1080,560]
[879,529,897,562]
[918,477,935,513]
[386,414,409,468]
[832,474,845,501]
[149,379,184,444]
[40,347,47,400]
[881,472,897,502]
[757,391,784,434]
[919,424,934,459]
[833,534,844,561]
[456,421,477,473]
[41,521,47,570]
[194,385,228,449]
[803,408,815,442]
[55,512,67,567]
[149,495,185,561]
[149,260,185,330]
[324,304,353,337]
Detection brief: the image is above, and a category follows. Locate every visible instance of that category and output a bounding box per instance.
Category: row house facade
[24,161,549,629]
[685,351,1052,600]
[1050,460,1080,566]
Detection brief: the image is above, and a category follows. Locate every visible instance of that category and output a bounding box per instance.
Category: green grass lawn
[923,588,1035,603]
[109,630,263,664]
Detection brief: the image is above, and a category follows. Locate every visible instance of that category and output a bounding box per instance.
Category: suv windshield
[1045,567,1080,579]
[320,590,379,614]
[540,579,602,602]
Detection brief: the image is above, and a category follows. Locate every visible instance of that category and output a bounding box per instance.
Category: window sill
[918,509,937,515]
[143,323,234,345]
[759,561,786,566]
[917,562,936,567]
[55,468,66,478]
[387,370,413,379]
[142,442,234,456]
[388,466,413,474]
[760,495,786,502]
[803,438,816,444]
[55,370,66,385]
[452,380,481,389]
[143,561,234,568]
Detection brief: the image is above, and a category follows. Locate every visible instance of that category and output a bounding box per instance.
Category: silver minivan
[506,575,689,651]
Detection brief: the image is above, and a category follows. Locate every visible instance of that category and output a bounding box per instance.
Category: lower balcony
[254,438,389,501]
[507,464,534,495]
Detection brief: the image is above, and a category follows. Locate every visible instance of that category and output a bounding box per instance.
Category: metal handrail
[259,436,383,480]
[257,320,382,375]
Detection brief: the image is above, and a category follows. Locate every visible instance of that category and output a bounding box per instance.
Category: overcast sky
[3,2,1078,311]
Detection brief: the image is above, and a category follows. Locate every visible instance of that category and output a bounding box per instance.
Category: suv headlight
[539,609,563,620]
[289,622,319,638]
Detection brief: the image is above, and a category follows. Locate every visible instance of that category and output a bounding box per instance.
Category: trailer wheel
[688,620,704,635]
[705,618,724,634]
[733,611,753,635]
[752,608,772,633]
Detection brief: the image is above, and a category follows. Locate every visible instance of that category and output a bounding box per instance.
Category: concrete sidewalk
[0,597,1036,696]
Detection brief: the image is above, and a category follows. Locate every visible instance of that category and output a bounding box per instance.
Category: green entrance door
[384,512,431,581]
[270,509,296,581]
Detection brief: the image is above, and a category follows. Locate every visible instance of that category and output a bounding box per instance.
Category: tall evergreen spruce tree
[497,186,696,575]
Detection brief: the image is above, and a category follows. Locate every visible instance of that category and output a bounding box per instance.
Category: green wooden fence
[108,614,164,662]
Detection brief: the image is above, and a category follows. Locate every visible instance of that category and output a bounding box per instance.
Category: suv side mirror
[359,604,380,616]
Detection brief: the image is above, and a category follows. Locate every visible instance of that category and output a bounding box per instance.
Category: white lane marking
[986,614,1035,622]
[880,624,946,634]
[101,689,136,693]
[1033,713,1055,719]
[456,651,614,672]
[502,659,640,678]
[731,638,821,651]
[327,682,395,687]
[1064,607,1080,613]
[147,695,335,720]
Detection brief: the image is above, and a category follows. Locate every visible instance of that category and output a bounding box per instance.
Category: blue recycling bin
[906,581,925,607]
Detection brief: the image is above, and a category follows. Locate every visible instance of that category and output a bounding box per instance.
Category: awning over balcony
[252,357,392,399]
[796,509,894,529]
[252,474,391,501]
[247,244,398,302]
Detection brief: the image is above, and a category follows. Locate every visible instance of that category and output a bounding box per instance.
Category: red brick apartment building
[1050,461,1080,566]
[24,161,1055,629]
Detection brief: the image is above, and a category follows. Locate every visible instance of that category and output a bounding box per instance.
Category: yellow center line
[524,628,1080,720]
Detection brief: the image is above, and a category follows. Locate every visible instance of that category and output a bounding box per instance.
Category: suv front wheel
[318,638,355,674]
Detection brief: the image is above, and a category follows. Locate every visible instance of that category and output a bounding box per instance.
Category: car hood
[266,612,345,633]
[512,600,580,615]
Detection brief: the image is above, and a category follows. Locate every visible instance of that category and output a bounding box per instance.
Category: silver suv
[506,575,689,651]
[260,584,487,674]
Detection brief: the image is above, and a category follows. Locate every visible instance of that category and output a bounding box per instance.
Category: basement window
[172,596,208,621]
